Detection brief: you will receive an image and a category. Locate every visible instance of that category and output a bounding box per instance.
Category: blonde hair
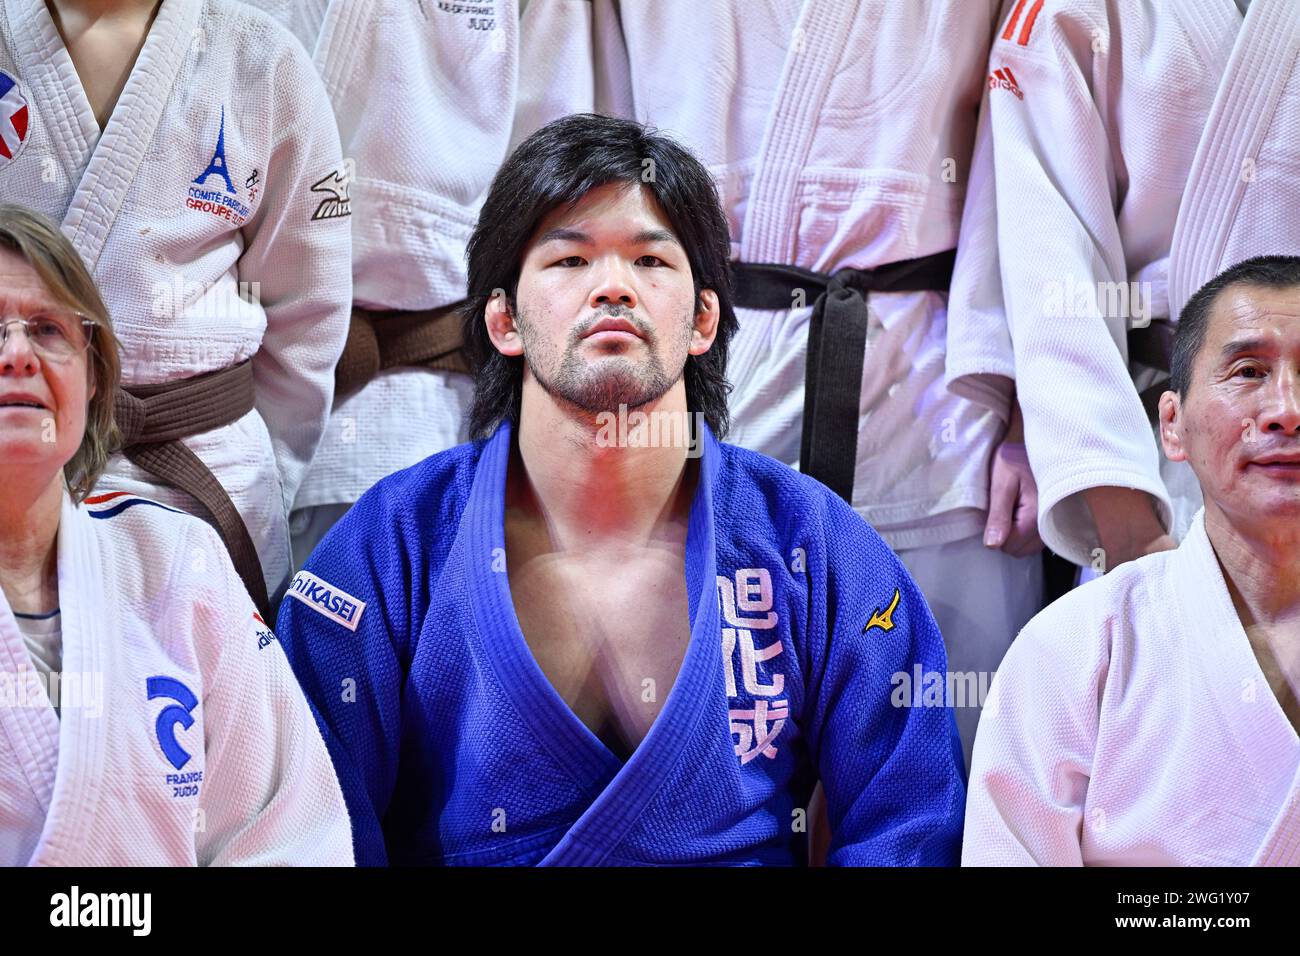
[0,204,122,502]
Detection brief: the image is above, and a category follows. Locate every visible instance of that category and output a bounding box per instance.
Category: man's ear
[689,289,721,356]
[484,290,524,357]
[1159,389,1186,462]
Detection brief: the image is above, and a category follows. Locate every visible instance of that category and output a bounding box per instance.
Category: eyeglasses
[0,313,98,361]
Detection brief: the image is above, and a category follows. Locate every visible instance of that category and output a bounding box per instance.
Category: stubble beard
[516,303,692,415]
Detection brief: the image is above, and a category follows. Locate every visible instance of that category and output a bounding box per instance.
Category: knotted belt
[334,303,469,399]
[113,359,270,621]
[731,251,957,503]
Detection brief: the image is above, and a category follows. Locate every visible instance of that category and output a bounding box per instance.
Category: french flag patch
[0,71,31,169]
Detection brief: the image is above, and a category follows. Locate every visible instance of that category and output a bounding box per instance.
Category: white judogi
[516,0,1042,765]
[947,0,1300,566]
[0,490,352,866]
[247,0,518,524]
[963,509,1300,866]
[0,0,352,593]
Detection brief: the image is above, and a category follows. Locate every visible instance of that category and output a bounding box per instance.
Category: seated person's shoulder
[1005,546,1175,677]
[81,491,257,652]
[331,439,481,542]
[82,490,217,558]
[294,439,486,619]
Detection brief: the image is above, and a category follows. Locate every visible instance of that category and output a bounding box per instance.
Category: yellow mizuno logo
[863,588,901,634]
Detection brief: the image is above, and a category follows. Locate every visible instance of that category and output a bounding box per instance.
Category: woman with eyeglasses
[0,205,352,866]
[0,0,353,622]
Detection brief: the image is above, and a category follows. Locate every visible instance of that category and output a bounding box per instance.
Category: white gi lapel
[1183,510,1300,865]
[26,492,112,866]
[0,541,61,856]
[1168,0,1300,321]
[1252,763,1300,866]
[739,0,849,265]
[19,0,203,272]
[5,0,101,187]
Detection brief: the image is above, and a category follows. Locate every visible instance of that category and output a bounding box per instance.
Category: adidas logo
[988,66,1024,100]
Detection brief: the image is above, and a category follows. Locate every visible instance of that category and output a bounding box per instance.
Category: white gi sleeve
[984,0,1171,564]
[514,0,631,148]
[961,597,1105,866]
[239,37,352,513]
[189,521,354,866]
[946,88,1015,423]
[314,0,518,311]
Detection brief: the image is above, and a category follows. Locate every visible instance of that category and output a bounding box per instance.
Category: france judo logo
[146,675,198,771]
[0,71,31,169]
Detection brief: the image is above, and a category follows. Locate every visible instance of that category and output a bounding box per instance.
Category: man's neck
[510,381,697,549]
[1205,503,1300,627]
[0,468,64,615]
[48,0,159,20]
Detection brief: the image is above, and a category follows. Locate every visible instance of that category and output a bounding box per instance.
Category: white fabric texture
[0,490,353,866]
[247,0,519,509]
[964,509,1300,866]
[896,534,1042,775]
[514,0,1007,550]
[950,0,1300,565]
[0,0,353,592]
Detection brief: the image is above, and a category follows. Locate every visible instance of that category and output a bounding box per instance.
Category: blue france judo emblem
[146,675,198,770]
[0,71,31,170]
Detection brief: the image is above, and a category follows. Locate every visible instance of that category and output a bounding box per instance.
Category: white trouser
[895,534,1044,775]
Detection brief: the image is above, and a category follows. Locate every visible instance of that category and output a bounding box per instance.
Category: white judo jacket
[0,0,353,591]
[248,0,520,510]
[964,509,1300,866]
[947,0,1300,564]
[0,490,353,866]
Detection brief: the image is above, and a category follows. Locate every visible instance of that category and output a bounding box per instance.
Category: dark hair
[1172,255,1300,395]
[462,113,737,438]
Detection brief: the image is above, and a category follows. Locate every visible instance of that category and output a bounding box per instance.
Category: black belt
[731,251,956,502]
[1128,321,1174,420]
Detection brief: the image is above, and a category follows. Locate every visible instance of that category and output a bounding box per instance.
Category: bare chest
[53,7,155,129]
[1244,623,1300,739]
[508,550,692,761]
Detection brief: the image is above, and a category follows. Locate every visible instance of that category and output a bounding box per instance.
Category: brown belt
[334,303,469,399]
[113,359,270,621]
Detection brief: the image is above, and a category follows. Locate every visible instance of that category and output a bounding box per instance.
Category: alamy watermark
[594,405,705,458]
[1042,276,1153,328]
[0,670,104,718]
[891,665,994,710]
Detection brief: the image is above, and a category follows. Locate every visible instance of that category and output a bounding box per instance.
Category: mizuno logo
[988,67,1024,100]
[310,170,352,221]
[287,570,366,631]
[1001,0,1044,46]
[862,588,901,635]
